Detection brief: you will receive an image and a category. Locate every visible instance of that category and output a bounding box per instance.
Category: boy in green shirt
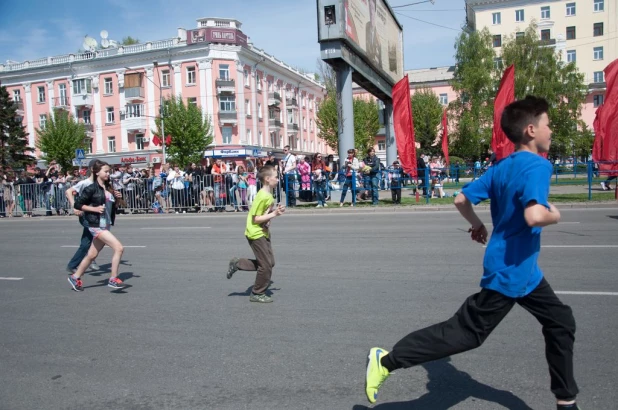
[226,165,286,303]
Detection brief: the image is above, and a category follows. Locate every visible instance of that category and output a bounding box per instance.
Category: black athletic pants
[381,278,578,401]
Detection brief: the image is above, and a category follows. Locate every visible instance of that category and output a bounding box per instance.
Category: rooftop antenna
[82,35,98,52]
[100,30,110,48]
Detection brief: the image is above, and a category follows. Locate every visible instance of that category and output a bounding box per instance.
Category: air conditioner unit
[152,157,161,163]
[119,109,125,115]
[142,137,150,142]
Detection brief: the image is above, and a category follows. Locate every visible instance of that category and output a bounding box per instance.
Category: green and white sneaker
[366,347,390,404]
[249,293,273,303]
[227,258,239,279]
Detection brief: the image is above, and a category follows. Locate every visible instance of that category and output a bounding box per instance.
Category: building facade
[466,0,616,126]
[0,17,328,169]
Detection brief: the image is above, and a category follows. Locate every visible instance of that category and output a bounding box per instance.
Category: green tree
[411,87,444,156]
[121,36,140,45]
[0,86,35,171]
[449,28,498,160]
[35,110,88,171]
[315,94,380,154]
[153,96,213,167]
[500,23,589,158]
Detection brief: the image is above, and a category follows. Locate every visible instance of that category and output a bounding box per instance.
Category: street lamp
[124,63,167,164]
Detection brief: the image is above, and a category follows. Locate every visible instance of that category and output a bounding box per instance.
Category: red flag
[492,65,515,161]
[152,134,161,146]
[165,135,172,146]
[594,59,618,176]
[392,75,417,178]
[441,109,449,165]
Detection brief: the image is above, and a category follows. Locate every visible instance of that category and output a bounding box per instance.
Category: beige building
[465,0,616,127]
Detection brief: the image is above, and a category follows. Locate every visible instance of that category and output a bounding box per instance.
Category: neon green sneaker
[366,347,390,403]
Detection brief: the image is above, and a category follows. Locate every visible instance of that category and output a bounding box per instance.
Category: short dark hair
[501,96,549,145]
[258,165,276,184]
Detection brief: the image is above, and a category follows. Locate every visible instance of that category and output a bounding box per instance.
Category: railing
[268,92,281,105]
[286,98,298,107]
[125,87,145,99]
[53,96,70,108]
[289,123,299,131]
[268,119,281,128]
[219,111,238,123]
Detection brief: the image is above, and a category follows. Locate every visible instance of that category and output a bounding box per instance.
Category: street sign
[72,158,88,167]
[252,149,260,157]
[75,149,85,160]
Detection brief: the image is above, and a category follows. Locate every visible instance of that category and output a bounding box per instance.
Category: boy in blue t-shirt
[365,96,579,410]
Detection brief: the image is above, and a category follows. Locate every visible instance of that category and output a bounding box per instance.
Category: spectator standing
[297,156,312,202]
[364,148,380,205]
[389,161,403,204]
[247,162,258,206]
[311,153,328,207]
[237,165,249,211]
[281,146,297,207]
[211,159,228,212]
[339,149,360,207]
[167,165,186,213]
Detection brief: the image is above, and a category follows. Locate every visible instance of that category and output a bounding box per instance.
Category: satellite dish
[82,36,98,52]
[100,30,109,39]
[101,38,110,48]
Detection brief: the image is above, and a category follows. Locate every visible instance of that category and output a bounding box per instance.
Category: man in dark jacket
[364,148,381,205]
[417,156,428,197]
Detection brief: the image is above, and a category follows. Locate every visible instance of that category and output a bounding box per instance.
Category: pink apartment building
[0,17,328,170]
[355,65,600,163]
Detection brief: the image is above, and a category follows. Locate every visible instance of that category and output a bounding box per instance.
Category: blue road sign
[75,149,85,160]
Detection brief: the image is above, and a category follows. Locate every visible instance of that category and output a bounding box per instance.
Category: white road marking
[140,227,211,230]
[556,291,618,296]
[0,277,24,280]
[61,245,147,248]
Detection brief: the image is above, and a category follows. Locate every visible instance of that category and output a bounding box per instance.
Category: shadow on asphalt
[81,272,136,294]
[227,281,279,297]
[353,358,534,410]
[88,260,133,277]
[608,216,618,220]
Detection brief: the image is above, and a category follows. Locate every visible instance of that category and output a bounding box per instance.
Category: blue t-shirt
[462,151,552,298]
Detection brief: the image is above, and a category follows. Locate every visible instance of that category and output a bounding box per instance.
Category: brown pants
[236,236,275,294]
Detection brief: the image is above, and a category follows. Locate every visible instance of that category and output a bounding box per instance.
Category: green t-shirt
[245,189,275,240]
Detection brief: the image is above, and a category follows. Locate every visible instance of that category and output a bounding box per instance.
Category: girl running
[67,160,126,291]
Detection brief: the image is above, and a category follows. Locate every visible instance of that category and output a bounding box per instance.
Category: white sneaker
[323,203,328,207]
[600,182,607,191]
[89,262,100,271]
[183,211,186,214]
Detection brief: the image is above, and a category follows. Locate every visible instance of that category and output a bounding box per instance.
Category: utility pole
[154,61,166,164]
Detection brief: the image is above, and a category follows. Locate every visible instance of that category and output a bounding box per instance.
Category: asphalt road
[1,208,617,410]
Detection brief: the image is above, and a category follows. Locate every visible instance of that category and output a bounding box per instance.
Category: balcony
[268,92,281,106]
[216,78,235,94]
[219,110,238,125]
[123,116,148,132]
[540,38,556,46]
[288,123,299,131]
[125,87,145,101]
[589,81,606,91]
[73,92,93,107]
[268,118,281,129]
[53,96,70,110]
[286,97,298,107]
[14,100,24,114]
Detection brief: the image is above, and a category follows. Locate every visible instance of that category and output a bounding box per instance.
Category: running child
[67,160,126,291]
[365,96,580,410]
[226,165,285,303]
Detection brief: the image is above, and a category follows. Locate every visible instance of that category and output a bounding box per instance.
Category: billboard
[317,0,403,92]
[343,0,402,84]
[187,28,248,46]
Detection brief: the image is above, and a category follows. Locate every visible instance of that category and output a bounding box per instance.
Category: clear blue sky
[0,0,465,71]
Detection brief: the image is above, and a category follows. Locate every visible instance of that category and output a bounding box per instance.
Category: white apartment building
[465,0,616,127]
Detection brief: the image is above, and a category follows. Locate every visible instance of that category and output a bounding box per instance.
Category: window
[72,78,92,94]
[566,3,575,16]
[85,139,92,154]
[219,96,235,111]
[566,50,576,63]
[245,99,251,116]
[287,108,294,124]
[186,66,196,85]
[256,76,262,91]
[303,117,307,130]
[594,0,604,12]
[39,114,46,130]
[268,80,273,92]
[58,84,67,106]
[188,97,197,107]
[106,107,115,124]
[541,29,551,41]
[594,46,604,60]
[515,32,524,42]
[126,104,143,118]
[593,71,604,83]
[219,64,230,80]
[439,94,448,105]
[83,109,91,124]
[310,118,313,132]
[378,141,386,151]
[258,130,263,145]
[492,12,501,25]
[244,70,250,87]
[246,129,252,144]
[222,126,232,144]
[108,137,116,153]
[13,90,21,102]
[257,102,262,119]
[493,35,502,48]
[37,86,45,103]
[566,26,576,40]
[494,57,503,70]
[104,78,113,95]
[541,6,550,19]
[515,9,524,22]
[594,22,604,36]
[136,134,145,150]
[593,95,604,108]
[162,70,171,87]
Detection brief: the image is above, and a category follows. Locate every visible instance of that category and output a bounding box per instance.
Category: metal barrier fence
[1,161,616,217]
